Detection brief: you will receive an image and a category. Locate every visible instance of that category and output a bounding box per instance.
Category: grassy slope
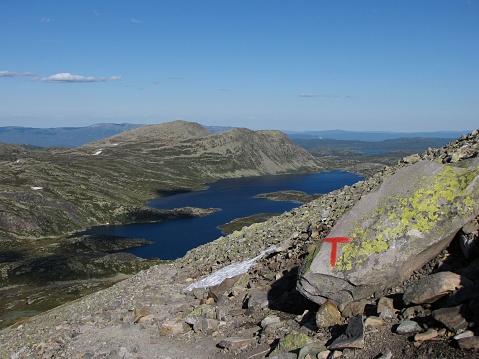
[0,120,322,242]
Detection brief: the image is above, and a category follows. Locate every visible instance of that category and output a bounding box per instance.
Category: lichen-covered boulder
[298,159,479,307]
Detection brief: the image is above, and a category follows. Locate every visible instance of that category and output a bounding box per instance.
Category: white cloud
[40,17,51,23]
[299,93,319,97]
[40,73,122,83]
[0,71,34,78]
[130,18,142,23]
[298,93,355,98]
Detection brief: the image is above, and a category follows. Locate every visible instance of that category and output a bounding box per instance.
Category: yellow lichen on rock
[336,162,479,271]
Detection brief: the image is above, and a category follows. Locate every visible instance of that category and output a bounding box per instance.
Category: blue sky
[1,1,478,131]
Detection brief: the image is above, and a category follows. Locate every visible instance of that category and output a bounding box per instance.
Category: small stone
[260,315,283,333]
[199,297,215,305]
[437,328,447,336]
[245,289,269,310]
[400,305,424,319]
[364,316,384,327]
[457,336,479,350]
[326,350,342,358]
[160,318,189,336]
[315,299,342,328]
[328,315,365,350]
[341,300,369,318]
[209,274,246,299]
[261,314,281,329]
[184,304,217,325]
[454,330,475,341]
[193,318,219,334]
[192,288,206,299]
[217,337,256,351]
[138,314,157,326]
[317,350,331,359]
[414,329,438,341]
[297,341,327,359]
[377,296,395,314]
[396,320,422,335]
[379,309,395,320]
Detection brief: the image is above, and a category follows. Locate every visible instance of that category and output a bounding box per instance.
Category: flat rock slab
[432,305,470,334]
[217,337,256,351]
[403,271,472,305]
[414,329,438,342]
[298,159,479,306]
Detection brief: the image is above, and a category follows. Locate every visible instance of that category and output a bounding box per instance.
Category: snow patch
[184,246,276,291]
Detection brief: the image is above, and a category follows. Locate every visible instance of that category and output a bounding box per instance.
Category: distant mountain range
[285,129,470,142]
[0,123,144,147]
[0,123,471,148]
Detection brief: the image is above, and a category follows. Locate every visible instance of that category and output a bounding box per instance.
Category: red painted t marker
[324,237,351,267]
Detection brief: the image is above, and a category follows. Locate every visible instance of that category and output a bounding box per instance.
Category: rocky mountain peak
[82,120,211,147]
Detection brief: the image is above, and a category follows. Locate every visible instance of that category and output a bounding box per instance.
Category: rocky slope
[1,130,478,358]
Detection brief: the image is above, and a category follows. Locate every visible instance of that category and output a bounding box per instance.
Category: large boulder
[298,159,479,307]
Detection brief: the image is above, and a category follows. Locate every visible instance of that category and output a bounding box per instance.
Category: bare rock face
[298,159,479,307]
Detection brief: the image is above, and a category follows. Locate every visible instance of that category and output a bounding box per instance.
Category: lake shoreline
[88,171,363,260]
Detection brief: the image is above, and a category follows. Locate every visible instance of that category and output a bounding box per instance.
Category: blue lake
[82,171,363,260]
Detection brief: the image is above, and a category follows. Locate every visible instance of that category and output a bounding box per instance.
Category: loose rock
[396,320,422,335]
[432,305,469,334]
[328,315,365,350]
[403,271,471,305]
[315,300,342,328]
